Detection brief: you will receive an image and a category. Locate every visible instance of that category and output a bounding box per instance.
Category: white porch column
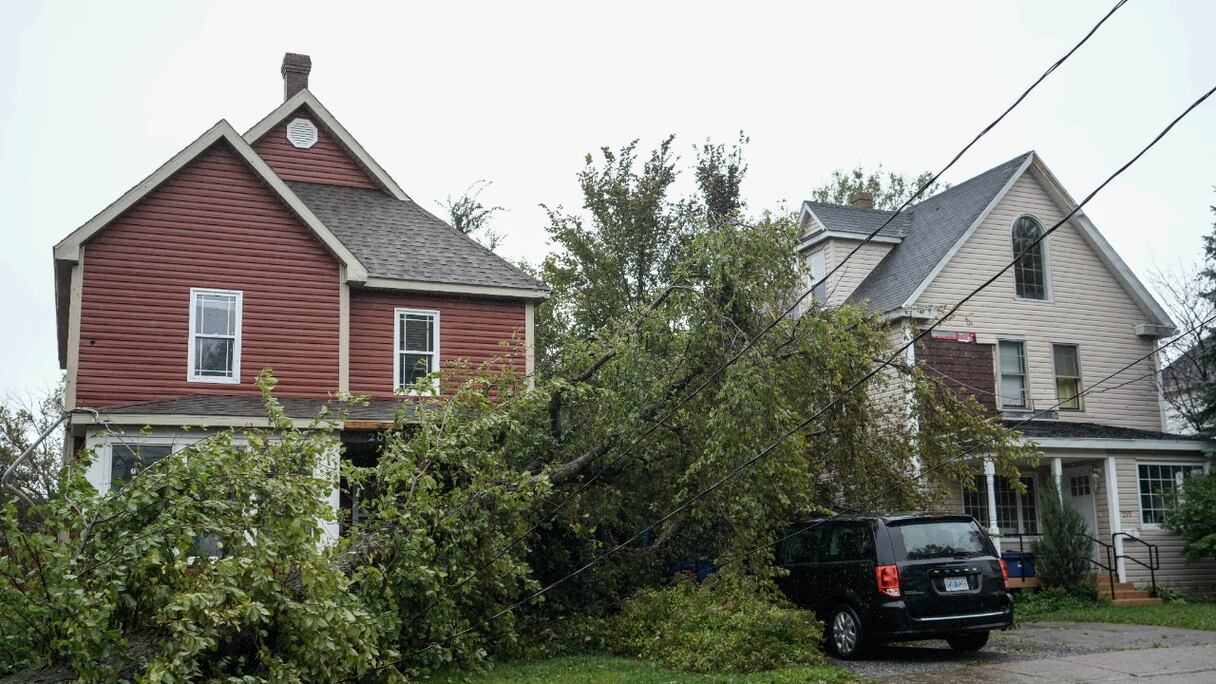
[1052,457,1063,499]
[319,443,341,546]
[984,458,1000,552]
[1105,455,1126,582]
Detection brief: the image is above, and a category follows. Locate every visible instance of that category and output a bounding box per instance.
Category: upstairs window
[188,289,242,383]
[998,340,1028,408]
[395,309,440,393]
[1012,216,1048,300]
[1053,344,1083,410]
[808,249,827,303]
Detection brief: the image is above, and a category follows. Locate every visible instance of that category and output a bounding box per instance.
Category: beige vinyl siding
[1115,453,1216,591]
[824,239,893,307]
[914,173,1162,432]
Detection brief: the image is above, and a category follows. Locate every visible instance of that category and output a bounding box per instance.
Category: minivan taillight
[876,564,901,598]
[999,559,1009,585]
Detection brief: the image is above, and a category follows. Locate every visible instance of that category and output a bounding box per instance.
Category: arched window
[1012,216,1047,299]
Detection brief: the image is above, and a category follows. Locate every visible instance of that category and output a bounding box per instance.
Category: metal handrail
[1112,532,1160,595]
[1002,531,1118,600]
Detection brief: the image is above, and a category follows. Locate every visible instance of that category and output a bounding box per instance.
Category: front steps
[1095,579,1163,606]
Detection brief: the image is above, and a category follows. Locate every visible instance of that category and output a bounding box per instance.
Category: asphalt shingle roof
[801,203,910,240]
[1005,419,1196,442]
[287,182,548,293]
[806,153,1032,313]
[98,395,417,424]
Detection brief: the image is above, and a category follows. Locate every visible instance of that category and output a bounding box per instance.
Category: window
[1138,463,1204,524]
[777,523,824,564]
[1053,344,1082,410]
[1012,216,1048,299]
[395,309,440,393]
[188,289,242,383]
[808,249,827,303]
[964,475,1038,535]
[109,444,173,491]
[822,522,873,562]
[998,341,1028,408]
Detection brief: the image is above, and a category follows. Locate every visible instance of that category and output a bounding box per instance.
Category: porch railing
[1112,532,1160,596]
[1002,532,1118,600]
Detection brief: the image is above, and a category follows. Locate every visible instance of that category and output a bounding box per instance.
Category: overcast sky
[2,0,1214,397]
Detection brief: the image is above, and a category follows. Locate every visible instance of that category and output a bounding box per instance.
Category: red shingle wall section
[252,109,379,189]
[917,334,998,414]
[76,141,341,407]
[349,291,526,398]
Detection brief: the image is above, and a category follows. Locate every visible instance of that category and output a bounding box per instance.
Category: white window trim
[996,338,1029,410]
[187,288,243,384]
[1135,460,1210,529]
[1011,214,1053,303]
[965,472,1040,537]
[1051,342,1084,412]
[807,248,827,303]
[393,308,441,395]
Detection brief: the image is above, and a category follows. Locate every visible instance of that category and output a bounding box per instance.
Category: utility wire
[352,81,1215,680]
[399,0,1130,625]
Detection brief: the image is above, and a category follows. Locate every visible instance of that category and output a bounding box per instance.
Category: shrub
[1015,584,1101,621]
[606,574,824,674]
[1164,470,1216,562]
[1033,477,1094,588]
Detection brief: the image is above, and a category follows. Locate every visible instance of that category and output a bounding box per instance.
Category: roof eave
[360,276,551,300]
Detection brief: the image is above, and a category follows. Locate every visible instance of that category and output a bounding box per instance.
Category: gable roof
[799,202,911,241]
[52,120,368,279]
[800,151,1174,333]
[288,182,548,295]
[845,152,1032,312]
[244,89,411,202]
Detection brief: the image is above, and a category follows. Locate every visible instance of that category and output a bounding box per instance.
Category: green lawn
[420,655,856,684]
[1023,602,1216,631]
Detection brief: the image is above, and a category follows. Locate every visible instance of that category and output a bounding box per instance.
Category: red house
[52,54,547,535]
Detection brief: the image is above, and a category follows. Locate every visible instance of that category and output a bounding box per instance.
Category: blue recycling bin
[1001,550,1036,578]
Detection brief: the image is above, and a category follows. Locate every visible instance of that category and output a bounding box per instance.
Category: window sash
[998,341,1027,408]
[1138,463,1204,524]
[189,289,241,382]
[1012,216,1047,300]
[808,250,827,302]
[395,310,440,392]
[1053,344,1082,410]
[964,475,1038,535]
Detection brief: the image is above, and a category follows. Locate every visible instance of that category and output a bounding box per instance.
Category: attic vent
[286,118,318,149]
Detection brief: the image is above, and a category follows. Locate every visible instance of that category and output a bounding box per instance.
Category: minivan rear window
[892,519,989,560]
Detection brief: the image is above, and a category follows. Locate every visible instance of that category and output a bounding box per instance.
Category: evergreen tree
[1032,478,1094,588]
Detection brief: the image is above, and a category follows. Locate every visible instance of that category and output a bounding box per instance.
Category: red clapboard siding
[349,291,525,398]
[252,110,379,189]
[76,141,341,407]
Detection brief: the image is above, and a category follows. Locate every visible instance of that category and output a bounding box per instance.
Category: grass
[1022,601,1216,631]
[420,655,857,684]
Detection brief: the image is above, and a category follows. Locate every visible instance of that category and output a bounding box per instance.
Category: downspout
[2,407,98,508]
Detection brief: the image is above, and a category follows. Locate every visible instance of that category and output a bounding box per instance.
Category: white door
[1064,467,1099,560]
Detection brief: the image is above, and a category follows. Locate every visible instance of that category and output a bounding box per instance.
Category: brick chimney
[849,190,874,210]
[281,53,312,101]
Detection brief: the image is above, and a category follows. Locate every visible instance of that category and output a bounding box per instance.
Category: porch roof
[1008,420,1214,453]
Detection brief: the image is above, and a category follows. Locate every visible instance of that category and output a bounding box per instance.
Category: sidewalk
[895,643,1216,683]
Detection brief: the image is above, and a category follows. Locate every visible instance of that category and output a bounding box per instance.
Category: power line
[396,0,1129,629]
[709,311,1216,576]
[355,81,1215,679]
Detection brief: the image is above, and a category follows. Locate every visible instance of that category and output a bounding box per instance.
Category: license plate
[944,577,969,592]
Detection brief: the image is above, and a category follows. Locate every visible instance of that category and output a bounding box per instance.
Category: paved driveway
[833,621,1216,682]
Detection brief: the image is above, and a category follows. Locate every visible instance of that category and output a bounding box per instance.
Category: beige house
[800,152,1216,594]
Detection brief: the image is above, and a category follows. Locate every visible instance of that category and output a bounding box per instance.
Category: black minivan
[775,513,1013,659]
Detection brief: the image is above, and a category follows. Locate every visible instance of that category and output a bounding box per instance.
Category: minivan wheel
[827,606,866,659]
[946,631,989,652]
